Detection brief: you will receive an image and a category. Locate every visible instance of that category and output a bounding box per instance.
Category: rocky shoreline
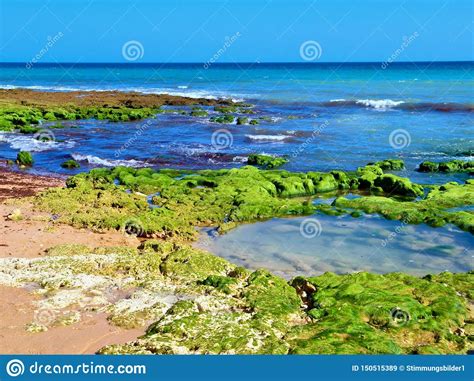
[0,89,472,354]
[0,160,472,354]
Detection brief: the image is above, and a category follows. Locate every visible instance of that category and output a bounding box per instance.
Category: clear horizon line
[0,60,473,65]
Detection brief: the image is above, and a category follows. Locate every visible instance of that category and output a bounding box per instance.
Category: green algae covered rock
[334,180,474,233]
[160,246,233,281]
[418,160,474,173]
[236,116,249,125]
[0,103,159,133]
[373,174,424,198]
[247,154,288,169]
[369,159,405,171]
[3,237,470,355]
[418,161,440,172]
[190,109,208,117]
[60,159,80,169]
[32,162,471,242]
[96,261,472,355]
[16,151,33,166]
[210,115,234,124]
[286,271,473,354]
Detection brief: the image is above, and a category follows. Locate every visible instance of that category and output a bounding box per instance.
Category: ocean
[0,62,472,181]
[1,62,472,276]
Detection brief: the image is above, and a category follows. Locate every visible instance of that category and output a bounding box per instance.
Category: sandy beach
[0,167,145,354]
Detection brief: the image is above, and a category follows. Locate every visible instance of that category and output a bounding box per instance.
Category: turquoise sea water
[0,62,472,275]
[0,62,472,180]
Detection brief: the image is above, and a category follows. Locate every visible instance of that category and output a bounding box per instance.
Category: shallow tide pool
[197,214,473,279]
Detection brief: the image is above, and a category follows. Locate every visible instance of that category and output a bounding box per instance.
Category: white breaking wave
[71,153,146,167]
[329,98,405,110]
[0,132,75,152]
[245,134,290,142]
[232,156,248,163]
[355,99,405,109]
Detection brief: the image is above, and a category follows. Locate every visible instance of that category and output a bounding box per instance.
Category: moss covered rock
[60,159,80,169]
[16,151,33,166]
[247,154,288,169]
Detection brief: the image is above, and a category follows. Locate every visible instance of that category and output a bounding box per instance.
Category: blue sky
[0,0,472,63]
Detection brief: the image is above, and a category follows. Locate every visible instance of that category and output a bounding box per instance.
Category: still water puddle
[197,214,473,279]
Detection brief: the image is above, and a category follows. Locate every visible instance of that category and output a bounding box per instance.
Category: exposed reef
[2,156,472,355]
[0,89,236,132]
[32,159,473,238]
[0,242,470,354]
[418,160,474,173]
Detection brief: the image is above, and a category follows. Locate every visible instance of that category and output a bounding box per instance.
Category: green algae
[33,161,473,240]
[286,271,472,354]
[247,154,288,169]
[0,238,471,354]
[21,160,474,353]
[236,116,249,125]
[368,159,405,171]
[210,114,235,124]
[334,180,474,233]
[60,159,80,169]
[189,110,208,117]
[418,159,474,173]
[16,151,33,166]
[0,104,159,132]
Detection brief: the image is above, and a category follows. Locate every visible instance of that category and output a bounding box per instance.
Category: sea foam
[71,153,146,167]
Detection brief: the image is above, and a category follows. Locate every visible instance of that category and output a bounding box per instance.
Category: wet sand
[0,165,65,202]
[0,286,144,354]
[0,167,144,354]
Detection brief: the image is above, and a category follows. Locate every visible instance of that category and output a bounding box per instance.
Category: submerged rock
[60,159,80,169]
